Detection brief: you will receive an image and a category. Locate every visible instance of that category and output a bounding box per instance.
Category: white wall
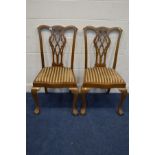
[26,0,129,93]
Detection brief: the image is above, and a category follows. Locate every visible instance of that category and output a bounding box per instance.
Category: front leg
[80,87,90,115]
[116,88,128,116]
[81,93,87,115]
[69,87,79,116]
[31,87,41,114]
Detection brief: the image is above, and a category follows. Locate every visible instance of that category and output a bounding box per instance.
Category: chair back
[38,25,78,69]
[83,26,122,69]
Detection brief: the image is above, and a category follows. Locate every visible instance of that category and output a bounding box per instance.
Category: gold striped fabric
[84,67,125,85]
[34,67,75,85]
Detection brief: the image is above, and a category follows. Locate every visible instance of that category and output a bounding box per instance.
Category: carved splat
[83,26,122,69]
[94,30,111,67]
[49,27,66,66]
[38,25,77,69]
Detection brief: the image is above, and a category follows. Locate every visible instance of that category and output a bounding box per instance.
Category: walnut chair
[80,26,128,116]
[31,25,79,116]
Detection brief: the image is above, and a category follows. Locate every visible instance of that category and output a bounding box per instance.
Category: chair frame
[80,26,128,116]
[31,25,79,115]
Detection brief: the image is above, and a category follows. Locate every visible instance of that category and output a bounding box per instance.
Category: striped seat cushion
[84,67,125,86]
[33,67,76,85]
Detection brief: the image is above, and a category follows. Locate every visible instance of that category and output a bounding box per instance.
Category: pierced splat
[83,26,122,69]
[49,27,66,66]
[94,30,111,67]
[38,25,77,69]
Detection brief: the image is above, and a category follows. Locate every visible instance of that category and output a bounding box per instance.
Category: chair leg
[44,87,48,94]
[80,93,87,115]
[106,89,110,94]
[69,87,79,116]
[116,88,128,116]
[31,87,41,114]
[80,87,90,115]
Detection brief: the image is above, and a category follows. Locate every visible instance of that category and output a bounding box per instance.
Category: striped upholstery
[84,67,125,86]
[33,67,76,86]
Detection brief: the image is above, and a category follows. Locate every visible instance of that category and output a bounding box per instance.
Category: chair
[81,26,128,116]
[31,25,79,116]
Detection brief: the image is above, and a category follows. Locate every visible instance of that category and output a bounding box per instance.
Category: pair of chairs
[31,25,127,116]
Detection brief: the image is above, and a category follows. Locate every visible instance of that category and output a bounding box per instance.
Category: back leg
[44,87,48,94]
[106,89,111,94]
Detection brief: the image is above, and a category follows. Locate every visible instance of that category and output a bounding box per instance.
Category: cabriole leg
[81,93,87,115]
[116,88,128,116]
[80,87,90,115]
[31,87,41,114]
[69,87,79,116]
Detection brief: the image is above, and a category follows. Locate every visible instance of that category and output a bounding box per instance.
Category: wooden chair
[81,26,128,116]
[31,25,79,116]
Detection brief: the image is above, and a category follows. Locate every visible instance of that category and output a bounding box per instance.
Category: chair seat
[83,67,126,88]
[33,67,76,87]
